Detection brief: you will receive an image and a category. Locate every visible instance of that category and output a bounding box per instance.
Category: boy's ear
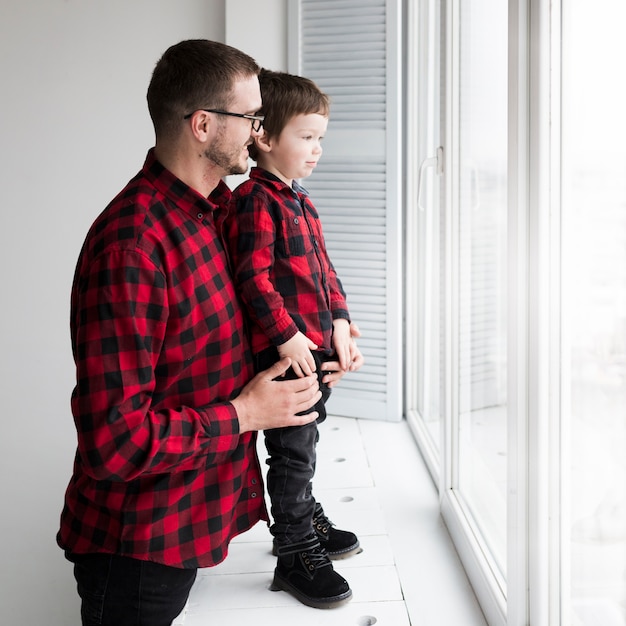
[254,131,273,153]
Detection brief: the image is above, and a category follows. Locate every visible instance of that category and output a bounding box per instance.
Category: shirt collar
[143,148,233,222]
[249,166,310,199]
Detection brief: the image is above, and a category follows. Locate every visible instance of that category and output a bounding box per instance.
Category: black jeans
[255,347,332,545]
[69,553,197,626]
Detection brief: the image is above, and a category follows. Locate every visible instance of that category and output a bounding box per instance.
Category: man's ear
[255,131,273,153]
[186,110,212,141]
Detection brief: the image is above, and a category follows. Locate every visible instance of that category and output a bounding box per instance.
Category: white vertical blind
[288,0,403,421]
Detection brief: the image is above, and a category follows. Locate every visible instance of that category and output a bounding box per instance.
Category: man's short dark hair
[147,39,260,141]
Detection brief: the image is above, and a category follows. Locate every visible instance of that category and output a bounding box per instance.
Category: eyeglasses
[183,108,265,132]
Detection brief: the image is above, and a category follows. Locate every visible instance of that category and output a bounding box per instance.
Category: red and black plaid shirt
[57,150,267,569]
[224,167,350,355]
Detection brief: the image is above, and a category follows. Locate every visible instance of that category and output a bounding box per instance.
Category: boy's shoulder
[232,179,270,206]
[232,168,284,199]
[231,176,256,196]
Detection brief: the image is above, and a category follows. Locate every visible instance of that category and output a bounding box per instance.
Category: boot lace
[313,510,334,536]
[301,546,332,571]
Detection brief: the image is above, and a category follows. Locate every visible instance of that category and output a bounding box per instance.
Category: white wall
[226,0,288,69]
[0,1,285,623]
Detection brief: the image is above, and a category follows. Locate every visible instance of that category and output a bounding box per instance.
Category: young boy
[224,69,363,609]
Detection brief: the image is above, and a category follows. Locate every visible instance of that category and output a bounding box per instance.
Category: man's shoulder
[83,173,165,259]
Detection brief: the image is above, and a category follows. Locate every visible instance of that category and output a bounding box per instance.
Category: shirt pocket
[280,215,309,257]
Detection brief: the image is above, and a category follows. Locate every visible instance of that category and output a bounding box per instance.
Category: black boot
[270,536,353,609]
[271,504,362,560]
[312,504,361,560]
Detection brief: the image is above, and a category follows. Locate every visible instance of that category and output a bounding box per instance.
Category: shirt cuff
[332,310,351,323]
[200,402,241,455]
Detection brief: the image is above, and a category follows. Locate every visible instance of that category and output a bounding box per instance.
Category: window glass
[562,2,626,623]
[457,0,508,580]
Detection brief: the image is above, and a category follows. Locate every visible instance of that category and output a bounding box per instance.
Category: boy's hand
[324,321,364,388]
[277,331,318,377]
[332,318,362,371]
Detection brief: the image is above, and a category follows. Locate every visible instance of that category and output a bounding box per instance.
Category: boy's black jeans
[255,346,332,546]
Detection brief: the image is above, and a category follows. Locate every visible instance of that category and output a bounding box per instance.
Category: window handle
[417,146,444,212]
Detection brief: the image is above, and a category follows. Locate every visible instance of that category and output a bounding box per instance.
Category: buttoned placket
[295,191,331,308]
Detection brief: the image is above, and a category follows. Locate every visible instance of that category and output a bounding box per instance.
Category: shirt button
[197,212,204,220]
[251,492,257,498]
[251,478,258,485]
[294,217,299,225]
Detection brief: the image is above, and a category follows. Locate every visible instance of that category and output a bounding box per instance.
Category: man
[57,40,360,625]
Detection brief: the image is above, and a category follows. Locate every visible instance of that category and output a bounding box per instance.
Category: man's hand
[231,358,322,433]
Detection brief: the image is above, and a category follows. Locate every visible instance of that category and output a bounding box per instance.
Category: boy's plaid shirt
[57,150,267,569]
[224,167,350,356]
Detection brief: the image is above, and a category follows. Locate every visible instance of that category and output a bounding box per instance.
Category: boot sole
[327,543,362,560]
[270,573,353,609]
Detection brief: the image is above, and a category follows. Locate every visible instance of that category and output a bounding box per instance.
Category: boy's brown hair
[249,69,330,161]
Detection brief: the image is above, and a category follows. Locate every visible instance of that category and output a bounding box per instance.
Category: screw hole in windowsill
[357,617,378,625]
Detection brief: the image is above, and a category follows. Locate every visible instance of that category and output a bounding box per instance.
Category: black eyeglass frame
[183,108,265,132]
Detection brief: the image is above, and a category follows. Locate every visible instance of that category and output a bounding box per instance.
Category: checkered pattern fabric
[224,167,350,356]
[58,150,267,569]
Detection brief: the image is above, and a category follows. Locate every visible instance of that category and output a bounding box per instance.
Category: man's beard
[204,138,249,176]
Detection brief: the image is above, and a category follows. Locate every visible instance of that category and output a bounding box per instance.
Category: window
[408,1,626,624]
